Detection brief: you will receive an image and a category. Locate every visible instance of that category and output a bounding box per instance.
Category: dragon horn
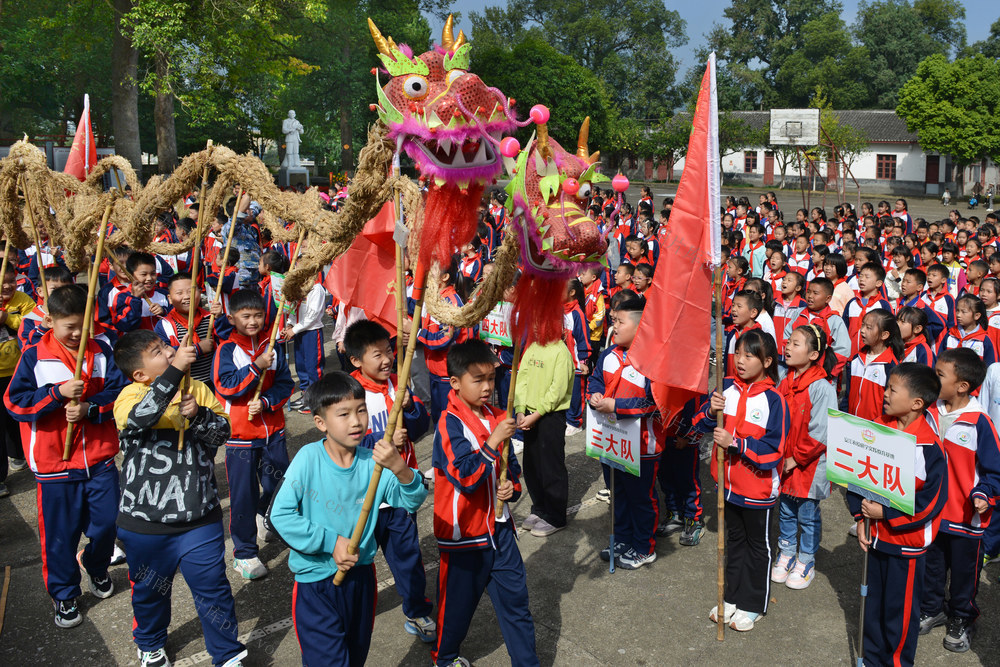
[577,116,591,160]
[454,29,467,50]
[368,18,392,58]
[442,14,455,50]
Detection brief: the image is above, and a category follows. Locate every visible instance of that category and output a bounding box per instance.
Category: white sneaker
[256,514,276,542]
[233,557,268,580]
[512,437,524,455]
[770,553,794,583]
[785,559,815,589]
[709,602,736,624]
[730,609,760,632]
[595,488,611,504]
[137,647,171,667]
[565,424,582,436]
[8,457,27,471]
[110,544,127,566]
[848,522,858,537]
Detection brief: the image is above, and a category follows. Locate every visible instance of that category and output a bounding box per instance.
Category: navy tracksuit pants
[864,549,924,667]
[36,460,119,601]
[921,532,982,621]
[292,565,376,667]
[225,434,289,559]
[433,524,538,666]
[429,374,450,426]
[566,374,585,428]
[118,521,246,665]
[657,439,703,520]
[602,457,661,555]
[373,506,432,619]
[292,328,325,393]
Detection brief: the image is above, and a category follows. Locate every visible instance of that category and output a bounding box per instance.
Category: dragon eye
[446,69,466,85]
[578,183,592,199]
[402,75,429,99]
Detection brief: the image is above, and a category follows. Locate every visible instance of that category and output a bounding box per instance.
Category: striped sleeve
[884,442,947,530]
[436,413,497,493]
[212,342,261,399]
[3,347,64,421]
[734,391,787,471]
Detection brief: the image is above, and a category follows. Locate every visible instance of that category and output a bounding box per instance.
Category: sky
[426,0,995,75]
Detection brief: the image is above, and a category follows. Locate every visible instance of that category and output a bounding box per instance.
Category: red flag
[64,94,97,182]
[324,202,401,333]
[630,54,721,416]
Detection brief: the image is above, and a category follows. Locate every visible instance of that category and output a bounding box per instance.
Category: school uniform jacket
[351,370,429,470]
[583,281,606,342]
[921,290,956,342]
[779,365,837,500]
[587,345,661,458]
[111,288,170,334]
[787,251,812,277]
[939,325,997,365]
[458,253,482,283]
[843,295,892,357]
[902,337,935,367]
[773,295,806,352]
[846,348,898,422]
[933,398,1000,538]
[4,331,127,480]
[847,414,947,558]
[418,285,472,377]
[563,302,591,371]
[691,377,789,508]
[432,391,522,551]
[784,305,852,375]
[896,294,946,345]
[212,331,293,446]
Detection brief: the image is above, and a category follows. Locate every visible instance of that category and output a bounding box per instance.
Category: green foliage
[963,17,1000,59]
[810,90,868,168]
[896,53,1000,166]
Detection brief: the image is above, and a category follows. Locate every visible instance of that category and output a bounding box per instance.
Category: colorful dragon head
[505,115,609,278]
[368,15,515,188]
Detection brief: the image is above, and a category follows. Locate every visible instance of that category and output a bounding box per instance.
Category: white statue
[281,110,304,169]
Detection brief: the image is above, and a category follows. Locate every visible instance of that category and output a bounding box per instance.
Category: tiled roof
[728,109,918,143]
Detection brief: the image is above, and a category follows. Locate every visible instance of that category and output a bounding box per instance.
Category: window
[744,152,758,173]
[876,154,897,180]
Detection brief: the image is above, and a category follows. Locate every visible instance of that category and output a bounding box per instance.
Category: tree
[963,17,1000,59]
[896,53,1000,193]
[112,0,142,170]
[853,0,965,107]
[810,91,869,199]
[469,0,687,119]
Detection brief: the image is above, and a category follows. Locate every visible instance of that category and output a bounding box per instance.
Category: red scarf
[166,307,207,344]
[39,329,97,393]
[352,369,398,409]
[446,389,506,449]
[948,325,988,346]
[729,376,776,438]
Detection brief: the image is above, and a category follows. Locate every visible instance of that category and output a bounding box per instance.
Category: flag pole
[714,265,726,640]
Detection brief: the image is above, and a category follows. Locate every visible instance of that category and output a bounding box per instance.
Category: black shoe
[599,542,628,562]
[89,573,114,599]
[943,616,975,652]
[679,518,705,546]
[53,599,82,628]
[918,610,947,635]
[656,513,684,536]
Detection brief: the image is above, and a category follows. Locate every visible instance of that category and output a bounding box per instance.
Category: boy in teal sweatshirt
[268,371,427,666]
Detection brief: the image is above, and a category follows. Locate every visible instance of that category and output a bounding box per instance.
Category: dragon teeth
[472,141,487,164]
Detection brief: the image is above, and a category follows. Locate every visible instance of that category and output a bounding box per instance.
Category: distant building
[626,110,998,197]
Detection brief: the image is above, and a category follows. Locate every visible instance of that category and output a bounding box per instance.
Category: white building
[630,110,998,197]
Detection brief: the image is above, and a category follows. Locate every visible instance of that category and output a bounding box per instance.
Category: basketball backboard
[769,109,820,146]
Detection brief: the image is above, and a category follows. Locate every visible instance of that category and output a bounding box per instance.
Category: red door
[925,155,939,184]
[763,152,774,186]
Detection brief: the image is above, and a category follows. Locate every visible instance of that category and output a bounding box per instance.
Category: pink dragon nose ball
[500,137,521,158]
[529,104,550,125]
[562,178,580,196]
[612,173,630,193]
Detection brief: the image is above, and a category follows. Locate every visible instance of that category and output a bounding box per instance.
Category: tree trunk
[111,0,141,171]
[339,43,353,175]
[154,51,178,174]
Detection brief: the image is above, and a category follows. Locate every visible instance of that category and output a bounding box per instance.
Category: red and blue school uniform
[922,290,957,342]
[842,295,892,357]
[563,300,591,429]
[18,306,115,352]
[258,272,282,333]
[213,331,294,560]
[352,369,433,621]
[847,413,946,667]
[773,294,805,354]
[111,288,170,334]
[3,332,127,603]
[765,268,787,297]
[846,348,897,422]
[418,285,472,425]
[785,305,852,377]
[154,307,230,386]
[458,252,483,283]
[691,376,788,615]
[923,399,1000,624]
[722,276,747,315]
[204,264,238,315]
[97,274,128,329]
[657,397,703,522]
[939,325,998,366]
[286,279,328,395]
[901,336,935,367]
[17,244,69,294]
[587,345,662,557]
[897,293,947,344]
[431,391,536,667]
[787,250,812,277]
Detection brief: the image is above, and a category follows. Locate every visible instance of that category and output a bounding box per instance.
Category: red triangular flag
[630,54,721,402]
[64,94,97,182]
[324,203,400,333]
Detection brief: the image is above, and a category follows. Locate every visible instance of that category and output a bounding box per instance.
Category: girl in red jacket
[897,306,936,367]
[846,310,903,421]
[772,325,838,590]
[692,330,789,632]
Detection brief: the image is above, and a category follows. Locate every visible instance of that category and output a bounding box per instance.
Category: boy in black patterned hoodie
[113,330,247,667]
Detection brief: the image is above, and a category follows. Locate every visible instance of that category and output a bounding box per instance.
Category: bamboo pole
[857,519,870,667]
[62,196,115,461]
[714,266,726,640]
[495,337,522,519]
[207,188,245,334]
[19,175,50,306]
[177,140,214,451]
[335,260,428,586]
[248,227,307,410]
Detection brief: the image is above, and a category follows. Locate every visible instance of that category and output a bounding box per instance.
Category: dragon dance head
[368,15,516,270]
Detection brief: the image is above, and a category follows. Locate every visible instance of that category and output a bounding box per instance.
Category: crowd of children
[3,187,1000,667]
